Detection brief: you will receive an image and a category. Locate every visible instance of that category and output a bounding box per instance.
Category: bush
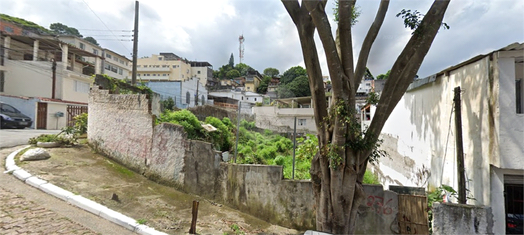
[222,117,234,131]
[73,113,88,135]
[28,134,75,146]
[274,155,286,166]
[205,116,232,151]
[158,110,204,139]
[363,170,380,184]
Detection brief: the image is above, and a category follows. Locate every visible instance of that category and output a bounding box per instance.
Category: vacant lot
[17,144,300,235]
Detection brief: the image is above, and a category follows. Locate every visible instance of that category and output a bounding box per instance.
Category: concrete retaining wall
[432,202,494,235]
[88,87,410,232]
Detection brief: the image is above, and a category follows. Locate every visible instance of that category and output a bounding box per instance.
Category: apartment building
[137,53,192,81]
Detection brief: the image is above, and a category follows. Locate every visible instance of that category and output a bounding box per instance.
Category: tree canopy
[50,22,83,37]
[84,36,99,46]
[282,0,450,233]
[263,67,280,77]
[280,66,307,85]
[376,70,391,80]
[228,53,235,67]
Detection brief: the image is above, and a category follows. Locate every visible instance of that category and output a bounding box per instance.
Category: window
[153,74,156,76]
[201,95,205,105]
[186,92,191,104]
[75,80,90,93]
[79,43,85,50]
[163,74,167,76]
[119,59,124,64]
[197,71,201,74]
[254,98,257,101]
[517,79,523,114]
[119,68,123,75]
[93,49,98,55]
[104,64,111,70]
[0,72,4,92]
[159,57,163,60]
[106,54,112,59]
[298,119,306,126]
[4,26,13,33]
[113,57,118,61]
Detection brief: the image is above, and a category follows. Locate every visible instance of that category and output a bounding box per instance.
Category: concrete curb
[4,146,168,235]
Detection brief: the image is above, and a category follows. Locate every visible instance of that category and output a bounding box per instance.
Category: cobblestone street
[0,186,97,235]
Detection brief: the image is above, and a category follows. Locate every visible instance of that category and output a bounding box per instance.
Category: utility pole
[195,79,199,106]
[52,59,57,99]
[454,86,466,204]
[234,101,241,163]
[292,116,297,179]
[131,0,139,85]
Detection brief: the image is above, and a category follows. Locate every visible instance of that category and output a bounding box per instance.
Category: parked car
[0,102,33,129]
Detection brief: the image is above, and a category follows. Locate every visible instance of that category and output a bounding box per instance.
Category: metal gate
[66,105,88,127]
[36,102,47,129]
[397,194,429,234]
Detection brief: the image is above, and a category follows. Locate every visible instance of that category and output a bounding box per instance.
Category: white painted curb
[5,146,168,235]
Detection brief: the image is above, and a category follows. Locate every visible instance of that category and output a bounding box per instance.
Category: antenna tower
[239,34,245,63]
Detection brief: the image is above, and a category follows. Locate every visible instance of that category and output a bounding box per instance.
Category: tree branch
[362,0,451,164]
[354,0,389,87]
[304,1,349,99]
[338,0,356,93]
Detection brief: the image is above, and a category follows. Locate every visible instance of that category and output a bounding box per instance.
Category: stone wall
[431,202,494,235]
[188,105,254,122]
[88,87,154,174]
[88,87,416,232]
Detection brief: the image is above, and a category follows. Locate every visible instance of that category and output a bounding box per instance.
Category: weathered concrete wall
[217,164,315,230]
[89,87,414,232]
[148,123,188,185]
[432,202,493,235]
[88,86,154,173]
[355,185,399,234]
[188,105,254,122]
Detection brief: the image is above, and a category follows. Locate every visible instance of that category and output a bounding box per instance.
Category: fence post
[234,101,241,163]
[189,200,199,234]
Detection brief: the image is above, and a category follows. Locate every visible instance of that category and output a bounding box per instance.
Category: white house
[1,33,97,129]
[371,42,523,234]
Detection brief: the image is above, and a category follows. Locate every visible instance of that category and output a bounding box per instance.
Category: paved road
[0,147,135,235]
[0,129,61,148]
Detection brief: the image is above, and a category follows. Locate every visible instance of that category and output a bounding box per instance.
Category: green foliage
[286,75,311,98]
[376,70,390,80]
[296,134,317,161]
[28,134,75,146]
[84,36,99,46]
[101,74,152,95]
[73,113,88,135]
[366,92,379,105]
[0,14,51,34]
[363,171,381,184]
[50,22,83,37]
[397,9,450,35]
[226,69,240,79]
[205,116,233,151]
[240,120,255,131]
[333,1,361,26]
[281,66,307,85]
[427,185,457,234]
[160,97,175,111]
[228,53,235,68]
[263,67,279,77]
[234,63,252,76]
[158,110,204,139]
[257,75,272,94]
[136,219,147,225]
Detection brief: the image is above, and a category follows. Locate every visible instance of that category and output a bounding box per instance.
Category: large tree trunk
[283,0,450,233]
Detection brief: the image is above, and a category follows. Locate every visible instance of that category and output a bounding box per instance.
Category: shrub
[221,117,234,131]
[73,113,88,135]
[274,155,286,166]
[363,171,381,184]
[205,116,232,151]
[158,110,204,139]
[28,134,75,146]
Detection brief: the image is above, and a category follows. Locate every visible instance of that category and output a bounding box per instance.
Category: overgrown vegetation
[427,184,457,234]
[28,134,75,146]
[100,74,153,96]
[0,13,51,34]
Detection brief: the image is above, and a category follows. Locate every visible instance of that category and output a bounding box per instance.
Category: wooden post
[189,200,199,234]
[52,59,57,99]
[453,86,466,204]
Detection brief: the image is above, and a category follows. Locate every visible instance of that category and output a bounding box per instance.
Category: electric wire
[81,0,132,54]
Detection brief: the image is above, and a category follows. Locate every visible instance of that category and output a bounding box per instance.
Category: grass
[105,159,134,177]
[136,219,147,225]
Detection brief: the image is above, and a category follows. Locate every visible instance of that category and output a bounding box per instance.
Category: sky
[2,0,523,78]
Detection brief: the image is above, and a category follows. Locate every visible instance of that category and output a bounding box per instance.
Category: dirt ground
[16,144,301,235]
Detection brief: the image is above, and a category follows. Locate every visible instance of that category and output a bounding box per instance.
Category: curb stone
[4,146,168,235]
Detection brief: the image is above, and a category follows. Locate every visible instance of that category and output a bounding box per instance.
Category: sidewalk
[1,145,299,235]
[0,146,135,235]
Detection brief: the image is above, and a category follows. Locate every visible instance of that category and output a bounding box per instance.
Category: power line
[81,0,132,54]
[77,29,132,32]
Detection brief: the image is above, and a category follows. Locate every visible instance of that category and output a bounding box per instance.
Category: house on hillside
[253,96,317,134]
[370,42,523,234]
[244,70,262,92]
[0,33,98,129]
[145,77,208,109]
